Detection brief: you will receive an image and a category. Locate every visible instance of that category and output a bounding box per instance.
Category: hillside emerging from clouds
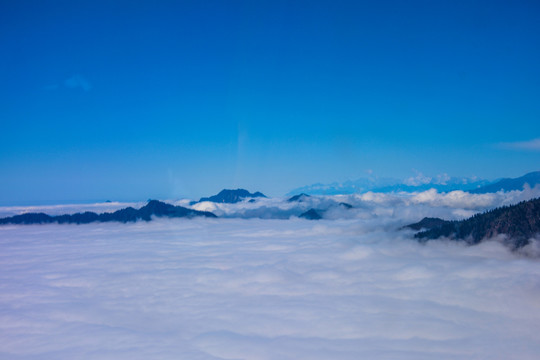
[410,197,540,249]
[3,183,540,252]
[0,200,215,225]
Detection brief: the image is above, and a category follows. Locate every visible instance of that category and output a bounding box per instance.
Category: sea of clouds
[189,185,540,223]
[1,188,540,359]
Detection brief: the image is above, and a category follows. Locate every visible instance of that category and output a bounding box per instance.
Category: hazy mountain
[299,209,322,220]
[288,177,397,195]
[338,202,353,209]
[289,175,490,195]
[0,200,216,225]
[469,171,540,194]
[198,189,266,203]
[408,197,540,249]
[371,179,490,193]
[403,217,448,231]
[287,193,311,202]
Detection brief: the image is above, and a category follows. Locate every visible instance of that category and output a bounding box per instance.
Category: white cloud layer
[188,186,540,223]
[1,212,540,359]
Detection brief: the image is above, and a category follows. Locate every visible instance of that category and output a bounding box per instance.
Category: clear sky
[1,0,540,204]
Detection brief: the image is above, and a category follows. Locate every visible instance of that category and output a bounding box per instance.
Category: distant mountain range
[288,175,489,195]
[0,200,216,225]
[470,171,540,194]
[197,189,266,204]
[3,175,540,227]
[287,177,396,195]
[289,171,540,195]
[0,189,269,225]
[370,180,490,193]
[406,197,540,249]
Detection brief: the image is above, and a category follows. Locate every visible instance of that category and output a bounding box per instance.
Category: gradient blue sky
[1,0,540,204]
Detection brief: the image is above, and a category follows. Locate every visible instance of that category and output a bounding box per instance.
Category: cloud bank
[188,186,540,224]
[1,212,540,359]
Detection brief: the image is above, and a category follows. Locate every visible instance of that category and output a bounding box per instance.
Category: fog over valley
[2,0,540,358]
[1,186,540,359]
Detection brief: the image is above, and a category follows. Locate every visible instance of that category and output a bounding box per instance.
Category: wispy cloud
[43,74,92,92]
[64,74,92,91]
[499,138,540,151]
[404,170,432,186]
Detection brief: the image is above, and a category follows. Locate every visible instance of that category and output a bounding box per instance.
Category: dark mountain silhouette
[470,171,540,194]
[404,217,449,231]
[287,193,311,202]
[338,202,353,209]
[198,189,266,204]
[299,209,322,220]
[1,212,56,225]
[0,200,216,225]
[409,198,540,249]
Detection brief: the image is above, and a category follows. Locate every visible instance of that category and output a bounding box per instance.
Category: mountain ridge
[470,171,540,194]
[0,200,216,225]
[289,176,490,195]
[407,197,540,249]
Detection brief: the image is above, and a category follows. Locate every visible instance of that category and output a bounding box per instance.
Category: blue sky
[1,0,540,204]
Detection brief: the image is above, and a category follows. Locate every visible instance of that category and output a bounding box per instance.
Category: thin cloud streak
[64,74,92,91]
[499,138,540,151]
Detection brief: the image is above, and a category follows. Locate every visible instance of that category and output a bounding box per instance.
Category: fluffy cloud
[404,171,432,186]
[187,186,540,223]
[1,218,540,359]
